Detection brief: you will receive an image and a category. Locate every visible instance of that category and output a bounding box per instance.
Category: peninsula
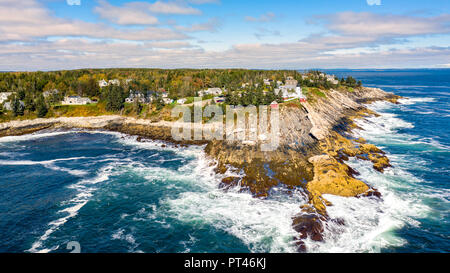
[0,69,401,251]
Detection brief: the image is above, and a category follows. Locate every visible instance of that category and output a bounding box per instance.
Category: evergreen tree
[36,96,48,118]
[103,85,125,112]
[133,99,143,115]
[11,96,24,117]
[154,96,165,111]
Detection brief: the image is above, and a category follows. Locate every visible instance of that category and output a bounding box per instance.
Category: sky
[0,0,449,71]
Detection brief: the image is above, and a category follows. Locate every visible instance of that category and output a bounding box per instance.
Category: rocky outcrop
[0,86,400,252]
[204,87,398,251]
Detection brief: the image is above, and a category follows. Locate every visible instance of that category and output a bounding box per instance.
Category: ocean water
[0,69,449,253]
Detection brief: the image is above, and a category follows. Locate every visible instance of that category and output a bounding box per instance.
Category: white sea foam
[159,151,306,253]
[307,100,441,253]
[28,164,115,253]
[111,228,140,252]
[112,135,308,253]
[305,157,430,253]
[0,129,123,144]
[397,97,436,105]
[0,131,74,143]
[353,102,449,151]
[0,157,90,176]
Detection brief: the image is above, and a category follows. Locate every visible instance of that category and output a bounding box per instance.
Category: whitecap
[28,164,115,253]
[0,157,91,176]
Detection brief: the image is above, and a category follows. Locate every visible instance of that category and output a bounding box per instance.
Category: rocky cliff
[204,86,400,251]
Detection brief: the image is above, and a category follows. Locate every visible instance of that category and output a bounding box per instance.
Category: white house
[177,98,187,105]
[108,79,120,86]
[263,79,273,86]
[43,89,59,98]
[0,92,13,104]
[98,79,108,88]
[284,76,298,90]
[275,86,305,102]
[62,96,94,105]
[163,98,173,104]
[3,100,24,111]
[325,74,339,85]
[198,88,223,97]
[125,90,147,103]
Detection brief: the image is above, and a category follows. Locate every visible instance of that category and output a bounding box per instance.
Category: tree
[24,92,36,112]
[154,96,165,111]
[133,99,143,115]
[84,78,100,97]
[11,96,24,117]
[36,96,48,118]
[103,85,125,112]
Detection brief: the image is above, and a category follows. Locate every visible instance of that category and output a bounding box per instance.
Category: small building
[285,76,298,90]
[98,79,108,88]
[163,98,173,105]
[0,92,13,104]
[43,89,59,98]
[213,96,225,104]
[198,88,223,97]
[325,74,339,85]
[275,86,305,102]
[125,90,147,103]
[177,98,187,105]
[263,79,273,86]
[270,101,279,109]
[62,96,94,105]
[108,79,120,86]
[3,100,25,111]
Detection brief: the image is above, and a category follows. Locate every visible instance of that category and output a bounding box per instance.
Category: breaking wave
[305,99,444,253]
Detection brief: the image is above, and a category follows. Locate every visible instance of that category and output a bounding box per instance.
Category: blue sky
[0,0,449,70]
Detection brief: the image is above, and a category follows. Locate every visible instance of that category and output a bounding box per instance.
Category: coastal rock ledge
[0,87,400,252]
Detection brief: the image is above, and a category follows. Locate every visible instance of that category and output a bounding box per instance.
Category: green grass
[302,87,326,103]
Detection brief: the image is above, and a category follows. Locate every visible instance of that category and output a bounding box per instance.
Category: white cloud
[245,12,276,23]
[367,0,381,6]
[1,38,449,71]
[318,12,450,39]
[146,41,195,49]
[175,18,221,32]
[148,1,201,15]
[94,1,159,25]
[0,0,187,41]
[0,1,449,70]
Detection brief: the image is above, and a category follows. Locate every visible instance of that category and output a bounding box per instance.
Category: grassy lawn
[50,102,112,117]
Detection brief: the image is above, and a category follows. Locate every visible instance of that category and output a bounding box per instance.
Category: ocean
[0,69,448,253]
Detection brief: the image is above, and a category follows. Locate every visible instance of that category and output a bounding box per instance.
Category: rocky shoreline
[0,86,401,252]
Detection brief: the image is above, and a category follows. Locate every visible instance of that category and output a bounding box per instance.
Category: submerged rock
[292,213,325,243]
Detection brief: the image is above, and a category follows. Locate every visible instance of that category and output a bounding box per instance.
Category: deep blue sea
[0,69,449,253]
